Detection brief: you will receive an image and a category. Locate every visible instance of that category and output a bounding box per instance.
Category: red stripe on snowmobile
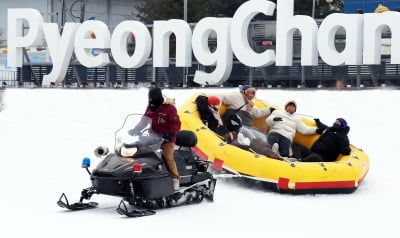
[294,180,356,189]
[193,146,209,160]
[212,158,224,171]
[278,177,289,190]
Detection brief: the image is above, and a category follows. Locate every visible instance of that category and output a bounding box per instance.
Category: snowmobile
[57,114,217,217]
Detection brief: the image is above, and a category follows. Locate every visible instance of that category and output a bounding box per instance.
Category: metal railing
[0,69,17,87]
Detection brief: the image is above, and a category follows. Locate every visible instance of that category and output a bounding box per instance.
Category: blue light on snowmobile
[82,157,91,168]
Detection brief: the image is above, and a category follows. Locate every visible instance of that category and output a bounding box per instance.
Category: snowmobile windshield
[115,114,163,157]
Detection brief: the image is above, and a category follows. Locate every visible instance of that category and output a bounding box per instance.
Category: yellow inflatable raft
[178,94,370,193]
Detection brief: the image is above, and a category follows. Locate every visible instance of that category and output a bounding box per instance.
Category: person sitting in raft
[266,100,318,160]
[195,95,228,137]
[195,95,282,160]
[219,85,274,127]
[292,118,351,162]
[195,94,242,142]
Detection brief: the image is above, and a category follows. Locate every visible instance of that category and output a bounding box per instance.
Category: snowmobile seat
[133,150,159,159]
[175,130,197,148]
[174,130,199,177]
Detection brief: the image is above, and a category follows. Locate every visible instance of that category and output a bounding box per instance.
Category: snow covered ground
[0,87,398,237]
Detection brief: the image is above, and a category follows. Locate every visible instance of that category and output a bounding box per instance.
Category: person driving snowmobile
[130,87,181,190]
[58,113,216,217]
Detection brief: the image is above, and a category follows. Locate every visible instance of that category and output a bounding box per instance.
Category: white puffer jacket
[266,109,316,142]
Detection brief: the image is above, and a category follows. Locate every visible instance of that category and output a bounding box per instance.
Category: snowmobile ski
[57,193,98,211]
[116,200,156,217]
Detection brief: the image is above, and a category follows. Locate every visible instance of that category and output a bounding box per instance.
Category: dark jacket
[144,104,181,143]
[311,126,351,162]
[195,95,227,136]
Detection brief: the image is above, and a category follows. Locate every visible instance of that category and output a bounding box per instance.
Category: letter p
[7,9,44,67]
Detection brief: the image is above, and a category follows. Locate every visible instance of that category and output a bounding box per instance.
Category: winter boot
[173,178,180,191]
[272,143,279,154]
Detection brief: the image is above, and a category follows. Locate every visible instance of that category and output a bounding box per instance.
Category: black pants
[267,132,291,157]
[291,142,324,162]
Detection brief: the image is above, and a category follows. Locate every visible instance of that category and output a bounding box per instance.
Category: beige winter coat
[266,109,317,142]
[219,92,270,119]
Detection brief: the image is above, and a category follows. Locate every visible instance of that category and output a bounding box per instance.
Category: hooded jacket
[266,109,316,142]
[311,125,351,162]
[144,88,181,143]
[195,95,227,136]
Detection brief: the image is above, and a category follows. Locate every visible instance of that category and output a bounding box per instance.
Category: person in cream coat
[266,100,318,158]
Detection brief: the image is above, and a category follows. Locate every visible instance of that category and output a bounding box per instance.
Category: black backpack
[222,102,246,134]
[222,111,242,134]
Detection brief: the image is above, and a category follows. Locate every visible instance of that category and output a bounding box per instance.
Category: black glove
[273,117,282,122]
[128,128,140,136]
[316,128,324,134]
[314,118,328,131]
[269,107,275,113]
[314,118,323,128]
[163,132,175,142]
[341,147,351,155]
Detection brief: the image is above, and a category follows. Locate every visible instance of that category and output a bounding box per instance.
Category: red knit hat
[207,96,220,106]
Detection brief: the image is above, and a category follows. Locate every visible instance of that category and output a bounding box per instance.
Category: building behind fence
[11,19,400,89]
[1,0,400,89]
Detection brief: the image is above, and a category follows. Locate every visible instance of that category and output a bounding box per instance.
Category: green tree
[135,0,181,24]
[294,0,344,18]
[316,0,344,18]
[134,0,255,23]
[208,0,247,18]
[294,0,314,16]
[134,0,211,23]
[133,0,343,24]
